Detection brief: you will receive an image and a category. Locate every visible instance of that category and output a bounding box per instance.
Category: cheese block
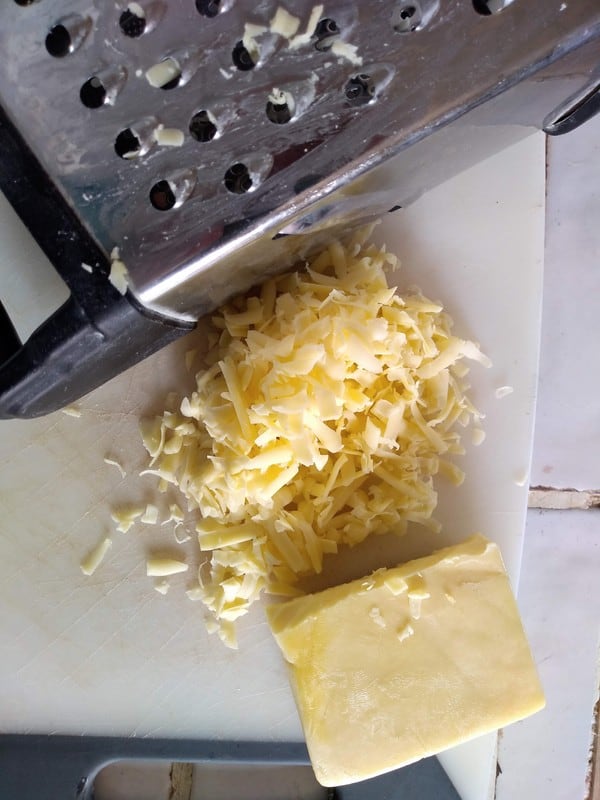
[266,535,545,787]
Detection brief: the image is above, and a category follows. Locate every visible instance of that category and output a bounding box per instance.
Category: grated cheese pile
[140,232,489,646]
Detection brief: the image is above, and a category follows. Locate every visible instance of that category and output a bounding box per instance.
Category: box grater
[0,0,599,419]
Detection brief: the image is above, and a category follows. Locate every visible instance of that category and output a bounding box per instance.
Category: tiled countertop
[496,115,600,800]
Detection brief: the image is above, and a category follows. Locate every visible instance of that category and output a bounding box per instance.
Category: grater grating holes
[119,9,147,38]
[13,0,38,5]
[224,164,252,194]
[345,74,376,105]
[391,1,442,32]
[189,111,218,142]
[266,90,294,124]
[45,25,72,58]
[232,41,257,71]
[80,77,107,109]
[150,180,176,210]
[45,14,91,56]
[473,0,515,14]
[115,128,142,159]
[195,0,221,17]
[314,18,340,51]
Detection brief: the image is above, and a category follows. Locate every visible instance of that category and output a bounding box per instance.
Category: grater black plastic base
[0,105,193,420]
[0,734,461,800]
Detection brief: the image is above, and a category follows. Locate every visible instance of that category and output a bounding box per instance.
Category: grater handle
[0,289,192,420]
[0,300,21,366]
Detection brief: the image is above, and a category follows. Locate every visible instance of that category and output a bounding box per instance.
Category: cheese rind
[267,535,545,787]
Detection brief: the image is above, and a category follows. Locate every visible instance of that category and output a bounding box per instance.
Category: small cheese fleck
[141,503,159,525]
[270,7,301,38]
[81,262,93,274]
[472,427,486,446]
[128,2,145,18]
[61,405,81,418]
[514,470,529,487]
[331,40,363,66]
[217,621,238,649]
[146,557,189,577]
[81,536,112,576]
[153,125,185,148]
[104,456,126,478]
[163,503,184,525]
[111,506,144,533]
[109,248,129,295]
[397,622,414,642]
[242,23,266,63]
[146,58,181,88]
[154,580,170,595]
[289,4,324,49]
[369,606,386,628]
[268,87,295,116]
[174,528,192,544]
[495,385,514,399]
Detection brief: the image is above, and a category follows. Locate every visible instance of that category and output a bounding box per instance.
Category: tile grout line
[168,762,193,800]
[528,487,600,511]
[586,699,599,800]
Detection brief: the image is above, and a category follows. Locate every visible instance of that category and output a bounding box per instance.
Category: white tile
[531,114,600,490]
[496,509,600,800]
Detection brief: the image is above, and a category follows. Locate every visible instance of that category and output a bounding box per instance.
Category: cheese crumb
[109,247,129,295]
[514,470,529,487]
[331,40,363,66]
[146,557,189,577]
[81,262,93,274]
[153,125,185,148]
[369,606,386,628]
[146,58,180,89]
[397,622,414,643]
[81,537,112,576]
[154,580,170,595]
[61,405,81,418]
[128,2,145,18]
[495,385,514,399]
[111,506,144,533]
[141,503,159,525]
[104,456,126,478]
[289,4,324,49]
[270,7,301,38]
[472,427,486,446]
[242,23,266,64]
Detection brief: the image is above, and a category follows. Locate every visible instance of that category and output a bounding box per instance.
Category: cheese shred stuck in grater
[0,0,599,419]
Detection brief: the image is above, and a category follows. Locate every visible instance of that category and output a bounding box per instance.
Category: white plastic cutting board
[0,133,545,800]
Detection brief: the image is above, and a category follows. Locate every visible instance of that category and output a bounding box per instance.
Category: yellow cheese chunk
[267,535,545,787]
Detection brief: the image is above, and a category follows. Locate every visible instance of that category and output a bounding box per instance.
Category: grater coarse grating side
[0,0,599,419]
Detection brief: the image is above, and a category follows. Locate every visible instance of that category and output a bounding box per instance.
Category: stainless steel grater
[1,0,599,419]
